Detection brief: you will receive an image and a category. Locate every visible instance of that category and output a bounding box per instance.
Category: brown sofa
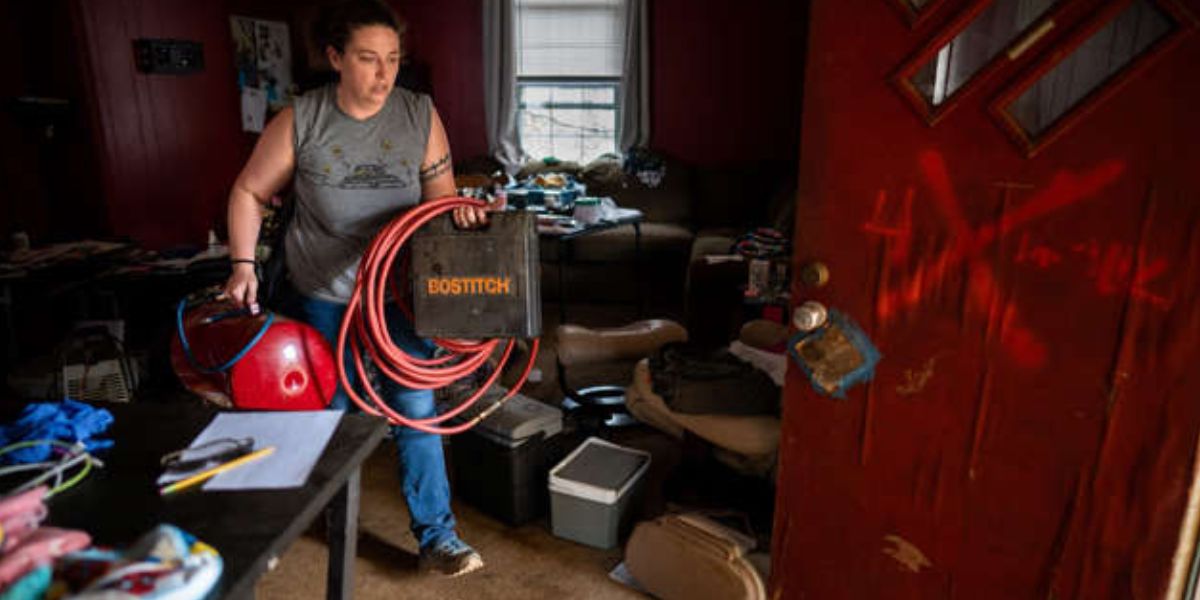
[545,155,795,316]
[535,155,693,311]
[456,154,794,319]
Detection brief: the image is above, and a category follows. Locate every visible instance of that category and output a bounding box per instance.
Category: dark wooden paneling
[69,0,807,247]
[1,0,103,243]
[651,0,806,165]
[75,0,246,249]
[396,0,490,161]
[392,0,807,166]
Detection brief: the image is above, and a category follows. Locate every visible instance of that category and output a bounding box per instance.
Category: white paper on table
[240,87,267,133]
[156,411,343,491]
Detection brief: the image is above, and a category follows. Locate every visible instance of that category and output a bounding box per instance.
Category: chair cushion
[607,157,693,224]
[738,319,790,351]
[625,513,766,600]
[688,232,738,260]
[556,320,688,368]
[627,360,780,457]
[691,163,792,230]
[560,222,694,263]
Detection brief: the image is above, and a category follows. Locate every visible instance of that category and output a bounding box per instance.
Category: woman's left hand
[452,205,490,229]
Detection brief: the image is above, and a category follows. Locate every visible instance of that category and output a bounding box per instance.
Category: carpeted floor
[254,300,773,599]
[254,442,649,599]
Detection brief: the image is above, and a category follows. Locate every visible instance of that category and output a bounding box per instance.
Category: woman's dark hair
[314,0,405,55]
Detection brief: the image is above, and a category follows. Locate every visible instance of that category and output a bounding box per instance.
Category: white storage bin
[548,437,651,549]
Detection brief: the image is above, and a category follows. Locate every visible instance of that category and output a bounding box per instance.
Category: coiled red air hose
[336,196,540,434]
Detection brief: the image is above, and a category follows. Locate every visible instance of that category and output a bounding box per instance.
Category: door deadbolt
[799,261,830,288]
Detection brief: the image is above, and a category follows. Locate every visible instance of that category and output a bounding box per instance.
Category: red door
[773,0,1200,598]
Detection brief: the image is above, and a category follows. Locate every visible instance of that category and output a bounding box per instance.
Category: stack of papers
[156,411,342,491]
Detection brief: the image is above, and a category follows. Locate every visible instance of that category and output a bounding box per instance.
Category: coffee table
[46,401,389,600]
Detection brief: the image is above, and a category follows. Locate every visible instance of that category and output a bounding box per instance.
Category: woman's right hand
[222,263,260,313]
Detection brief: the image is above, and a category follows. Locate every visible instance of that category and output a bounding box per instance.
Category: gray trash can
[548,437,651,549]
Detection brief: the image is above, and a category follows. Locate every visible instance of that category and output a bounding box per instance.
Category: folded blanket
[0,487,48,553]
[0,527,91,587]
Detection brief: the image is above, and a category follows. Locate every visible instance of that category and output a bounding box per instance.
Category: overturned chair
[555,319,688,428]
[625,319,786,478]
[556,318,786,478]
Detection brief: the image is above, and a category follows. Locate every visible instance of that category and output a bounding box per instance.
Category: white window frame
[516,77,621,163]
[514,0,625,163]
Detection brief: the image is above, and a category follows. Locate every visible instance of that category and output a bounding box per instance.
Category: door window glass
[1001,0,1177,139]
[908,0,1058,107]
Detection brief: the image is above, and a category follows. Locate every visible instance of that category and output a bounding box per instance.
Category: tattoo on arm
[419,153,452,182]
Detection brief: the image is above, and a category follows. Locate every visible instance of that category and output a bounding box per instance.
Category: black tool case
[411,211,541,339]
[447,386,569,526]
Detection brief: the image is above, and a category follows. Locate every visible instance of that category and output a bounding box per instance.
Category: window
[909,0,1056,106]
[995,0,1181,151]
[891,0,946,25]
[895,0,1059,122]
[518,80,619,165]
[516,0,624,164]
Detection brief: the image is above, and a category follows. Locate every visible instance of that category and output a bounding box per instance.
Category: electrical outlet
[133,39,204,75]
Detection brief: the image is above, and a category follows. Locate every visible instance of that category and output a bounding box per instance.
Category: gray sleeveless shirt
[286,84,432,302]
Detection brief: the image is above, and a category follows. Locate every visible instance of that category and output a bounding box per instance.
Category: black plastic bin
[448,388,565,526]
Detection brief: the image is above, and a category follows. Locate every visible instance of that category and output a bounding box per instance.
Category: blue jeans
[279,288,457,550]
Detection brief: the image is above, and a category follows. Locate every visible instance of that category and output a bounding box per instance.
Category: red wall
[397,0,489,160]
[71,0,482,249]
[73,0,806,248]
[651,0,806,165]
[398,0,807,165]
[74,0,247,249]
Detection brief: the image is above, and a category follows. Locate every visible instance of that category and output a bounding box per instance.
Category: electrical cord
[338,196,540,435]
[0,440,103,498]
[175,299,276,373]
[0,461,58,478]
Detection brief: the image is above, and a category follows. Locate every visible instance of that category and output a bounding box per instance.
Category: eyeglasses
[160,437,255,473]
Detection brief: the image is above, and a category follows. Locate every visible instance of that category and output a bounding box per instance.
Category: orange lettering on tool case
[426,277,514,296]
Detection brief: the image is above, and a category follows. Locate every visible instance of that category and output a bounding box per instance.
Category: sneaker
[418,537,484,577]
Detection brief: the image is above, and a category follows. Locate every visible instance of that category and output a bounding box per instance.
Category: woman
[222,0,486,577]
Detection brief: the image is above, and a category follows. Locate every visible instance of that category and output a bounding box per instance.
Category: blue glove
[0,401,114,464]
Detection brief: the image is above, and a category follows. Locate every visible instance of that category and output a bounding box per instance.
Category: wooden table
[47,401,389,599]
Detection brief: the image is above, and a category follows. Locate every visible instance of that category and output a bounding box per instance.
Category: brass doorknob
[799,261,829,288]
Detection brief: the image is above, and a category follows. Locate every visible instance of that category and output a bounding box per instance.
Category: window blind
[516,0,624,77]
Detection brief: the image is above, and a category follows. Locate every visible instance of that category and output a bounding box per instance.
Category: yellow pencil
[159,446,275,496]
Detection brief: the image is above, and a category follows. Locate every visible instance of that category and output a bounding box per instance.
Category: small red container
[171,300,336,411]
